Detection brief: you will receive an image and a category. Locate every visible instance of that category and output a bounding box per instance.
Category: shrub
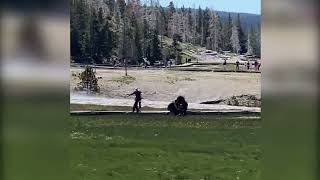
[75,66,100,93]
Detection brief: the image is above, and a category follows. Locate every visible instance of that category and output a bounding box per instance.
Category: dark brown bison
[167,96,188,116]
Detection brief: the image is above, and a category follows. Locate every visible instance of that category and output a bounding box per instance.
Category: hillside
[217,11,261,30]
[71,0,261,65]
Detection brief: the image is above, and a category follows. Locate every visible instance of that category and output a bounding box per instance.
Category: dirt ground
[71,67,260,104]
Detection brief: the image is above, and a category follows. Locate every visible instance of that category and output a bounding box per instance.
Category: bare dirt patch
[71,67,261,104]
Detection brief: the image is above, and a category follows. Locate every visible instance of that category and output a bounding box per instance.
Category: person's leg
[132,102,136,112]
[137,102,141,113]
[133,101,138,113]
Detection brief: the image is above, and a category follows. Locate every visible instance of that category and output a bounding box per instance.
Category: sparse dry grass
[110,75,136,85]
[71,68,261,103]
[165,76,196,84]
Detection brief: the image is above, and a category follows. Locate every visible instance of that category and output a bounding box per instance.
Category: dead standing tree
[76,66,100,94]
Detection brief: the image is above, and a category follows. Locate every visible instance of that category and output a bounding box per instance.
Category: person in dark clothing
[113,60,116,67]
[254,61,259,71]
[167,96,188,116]
[128,89,142,113]
[223,59,227,70]
[247,61,250,70]
[236,60,240,71]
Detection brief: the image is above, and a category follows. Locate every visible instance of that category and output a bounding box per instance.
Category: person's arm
[127,92,134,96]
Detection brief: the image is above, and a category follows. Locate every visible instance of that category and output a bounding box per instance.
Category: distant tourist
[165,58,169,68]
[223,59,227,70]
[236,60,240,71]
[143,58,148,68]
[247,61,250,70]
[113,60,116,67]
[258,63,261,71]
[128,89,142,113]
[254,61,258,71]
[167,96,188,116]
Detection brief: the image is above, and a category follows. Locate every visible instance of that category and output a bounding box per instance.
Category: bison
[167,96,188,116]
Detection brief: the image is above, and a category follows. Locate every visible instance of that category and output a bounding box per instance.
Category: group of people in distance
[128,89,188,116]
[224,59,261,71]
[246,60,261,71]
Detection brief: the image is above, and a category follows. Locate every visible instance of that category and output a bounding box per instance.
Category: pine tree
[246,25,255,55]
[77,66,100,93]
[231,20,240,54]
[71,1,261,64]
[159,6,167,46]
[74,0,91,63]
[196,6,202,35]
[117,0,126,17]
[222,13,233,51]
[207,10,221,51]
[71,0,81,62]
[217,16,224,52]
[255,24,261,57]
[201,8,210,47]
[90,7,113,64]
[117,0,129,60]
[237,14,247,54]
[246,25,261,57]
[207,11,215,50]
[146,45,152,62]
[113,3,123,58]
[142,18,151,58]
[167,1,177,38]
[168,1,176,16]
[90,8,99,62]
[151,30,162,65]
[101,16,113,60]
[106,0,116,14]
[172,34,182,64]
[132,15,143,64]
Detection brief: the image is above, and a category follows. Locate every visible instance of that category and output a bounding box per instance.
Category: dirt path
[70,93,261,112]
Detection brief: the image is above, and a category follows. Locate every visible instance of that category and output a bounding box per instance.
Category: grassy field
[70,114,261,180]
[70,104,230,112]
[70,104,166,111]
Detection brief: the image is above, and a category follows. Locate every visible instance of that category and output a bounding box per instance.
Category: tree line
[71,0,261,65]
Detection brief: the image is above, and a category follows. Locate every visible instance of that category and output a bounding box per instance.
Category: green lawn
[70,114,261,180]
